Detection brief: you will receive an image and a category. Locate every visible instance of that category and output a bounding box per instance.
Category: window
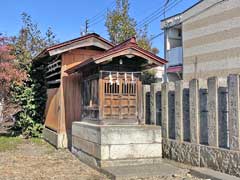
[178,29,182,37]
[104,82,119,94]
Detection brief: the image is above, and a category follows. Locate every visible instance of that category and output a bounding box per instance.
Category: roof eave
[33,33,114,61]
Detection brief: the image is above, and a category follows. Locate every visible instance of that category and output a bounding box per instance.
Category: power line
[88,1,115,22]
[88,0,115,27]
[150,32,164,41]
[137,0,176,28]
[138,0,184,42]
[150,0,227,41]
[137,0,174,28]
[90,16,105,26]
[137,0,184,30]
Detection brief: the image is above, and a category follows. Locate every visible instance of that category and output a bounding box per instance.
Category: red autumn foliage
[0,35,27,98]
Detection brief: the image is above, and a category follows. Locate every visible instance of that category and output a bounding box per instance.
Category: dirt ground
[0,121,205,180]
[0,138,208,180]
[0,139,109,180]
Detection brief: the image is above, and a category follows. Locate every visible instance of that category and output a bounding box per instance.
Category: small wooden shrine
[35,33,166,148]
[66,37,167,125]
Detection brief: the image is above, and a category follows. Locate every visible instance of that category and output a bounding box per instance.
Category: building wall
[44,48,103,147]
[44,88,61,131]
[182,0,240,80]
[166,28,182,51]
[153,66,164,80]
[60,49,103,133]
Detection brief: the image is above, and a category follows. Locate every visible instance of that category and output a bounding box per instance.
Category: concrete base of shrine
[43,127,68,148]
[71,121,162,168]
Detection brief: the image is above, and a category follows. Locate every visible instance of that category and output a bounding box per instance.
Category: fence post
[207,77,219,147]
[175,80,183,141]
[228,74,240,150]
[162,82,169,138]
[189,79,200,144]
[142,85,150,124]
[150,84,156,124]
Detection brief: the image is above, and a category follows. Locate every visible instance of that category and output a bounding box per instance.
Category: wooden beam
[47,79,60,85]
[46,72,61,79]
[47,60,61,73]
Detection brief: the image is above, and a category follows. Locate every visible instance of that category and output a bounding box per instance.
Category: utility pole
[163,0,169,82]
[85,19,89,34]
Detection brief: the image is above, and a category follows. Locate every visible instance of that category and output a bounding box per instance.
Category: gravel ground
[0,139,109,180]
[0,120,206,180]
[0,138,207,180]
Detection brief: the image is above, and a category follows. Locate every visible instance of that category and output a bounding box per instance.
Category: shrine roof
[34,33,114,59]
[66,37,167,74]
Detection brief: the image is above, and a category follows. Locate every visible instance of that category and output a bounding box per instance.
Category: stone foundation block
[72,122,162,168]
[162,138,200,166]
[43,127,68,148]
[162,138,240,177]
[200,146,240,177]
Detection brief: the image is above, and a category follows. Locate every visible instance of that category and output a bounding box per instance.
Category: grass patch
[0,136,23,152]
[30,138,56,153]
[30,138,46,145]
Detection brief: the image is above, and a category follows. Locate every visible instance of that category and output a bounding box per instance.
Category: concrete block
[72,147,100,168]
[200,146,240,177]
[189,79,200,144]
[207,77,219,147]
[162,138,200,166]
[101,157,163,167]
[175,80,183,141]
[101,145,110,160]
[72,135,101,159]
[43,127,67,148]
[72,122,162,168]
[101,126,161,145]
[228,74,240,150]
[161,83,169,138]
[72,122,101,144]
[43,127,58,147]
[109,143,162,160]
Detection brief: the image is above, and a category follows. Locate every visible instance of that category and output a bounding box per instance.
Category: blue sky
[0,0,199,57]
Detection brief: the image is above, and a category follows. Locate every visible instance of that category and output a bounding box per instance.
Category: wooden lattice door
[102,72,138,121]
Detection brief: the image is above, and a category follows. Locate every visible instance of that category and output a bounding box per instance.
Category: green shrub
[12,64,47,138]
[141,69,157,85]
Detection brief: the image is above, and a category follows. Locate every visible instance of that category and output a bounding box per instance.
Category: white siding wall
[182,0,240,80]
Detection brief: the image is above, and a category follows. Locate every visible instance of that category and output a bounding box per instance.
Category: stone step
[102,162,189,180]
[191,167,240,180]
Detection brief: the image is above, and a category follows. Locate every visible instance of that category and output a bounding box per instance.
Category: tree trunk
[0,96,4,123]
